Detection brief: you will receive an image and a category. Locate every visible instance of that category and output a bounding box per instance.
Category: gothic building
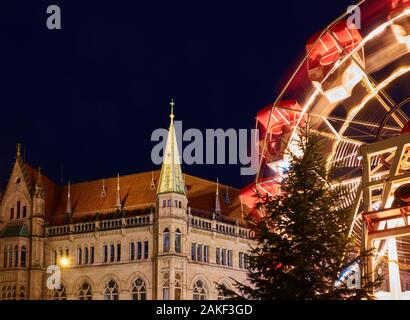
[0,106,253,300]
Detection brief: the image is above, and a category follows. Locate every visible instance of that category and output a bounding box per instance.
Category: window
[116,243,121,262]
[84,247,89,265]
[167,199,171,207]
[14,246,18,267]
[175,229,181,253]
[193,279,207,300]
[21,246,26,267]
[3,248,7,268]
[239,252,244,269]
[104,280,119,300]
[163,200,166,208]
[17,201,21,219]
[162,272,170,300]
[103,245,108,263]
[221,249,226,266]
[178,201,182,208]
[244,254,250,269]
[175,273,182,300]
[10,207,14,220]
[217,284,228,300]
[197,244,203,262]
[163,228,170,253]
[90,246,94,264]
[77,282,92,300]
[18,286,25,300]
[77,248,82,265]
[216,248,221,265]
[137,242,142,260]
[175,200,178,207]
[52,250,57,265]
[144,241,149,259]
[22,206,27,218]
[131,278,146,300]
[227,250,233,267]
[8,247,12,267]
[52,285,67,300]
[110,244,115,262]
[191,243,196,261]
[204,246,209,263]
[129,242,135,260]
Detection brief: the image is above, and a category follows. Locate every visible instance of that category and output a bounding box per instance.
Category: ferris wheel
[241,0,410,298]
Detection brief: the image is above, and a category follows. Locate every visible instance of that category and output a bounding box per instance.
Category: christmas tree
[224,125,381,300]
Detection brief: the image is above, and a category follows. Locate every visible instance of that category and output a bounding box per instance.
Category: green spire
[157,99,186,196]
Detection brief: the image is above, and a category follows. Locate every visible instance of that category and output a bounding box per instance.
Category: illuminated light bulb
[373,201,381,211]
[59,257,70,268]
[320,61,365,104]
[392,24,410,50]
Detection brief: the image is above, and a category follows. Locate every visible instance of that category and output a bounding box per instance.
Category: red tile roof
[23,164,246,226]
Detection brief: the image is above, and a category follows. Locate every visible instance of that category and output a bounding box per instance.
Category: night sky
[0,0,354,189]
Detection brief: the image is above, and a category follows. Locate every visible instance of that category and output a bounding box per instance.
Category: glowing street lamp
[59,257,70,268]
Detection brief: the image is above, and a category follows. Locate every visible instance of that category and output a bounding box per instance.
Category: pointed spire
[34,166,44,199]
[215,178,221,215]
[36,167,42,188]
[157,99,185,195]
[66,181,72,215]
[115,173,122,209]
[100,178,107,197]
[16,143,22,159]
[149,171,156,190]
[224,185,230,204]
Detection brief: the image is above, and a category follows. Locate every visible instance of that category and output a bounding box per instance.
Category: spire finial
[16,143,21,158]
[115,173,122,209]
[215,177,221,214]
[36,166,42,187]
[66,180,72,215]
[156,100,185,196]
[150,171,156,190]
[170,99,175,121]
[100,178,107,198]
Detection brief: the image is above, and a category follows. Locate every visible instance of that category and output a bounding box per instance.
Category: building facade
[0,108,253,300]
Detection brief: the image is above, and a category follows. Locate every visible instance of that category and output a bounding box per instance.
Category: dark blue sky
[0,0,354,189]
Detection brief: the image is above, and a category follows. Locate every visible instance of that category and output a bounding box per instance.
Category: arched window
[131,278,147,300]
[21,246,26,267]
[84,247,89,265]
[52,285,67,300]
[11,285,16,300]
[77,282,92,300]
[175,273,182,300]
[77,247,82,265]
[3,248,7,268]
[163,228,170,253]
[18,286,25,300]
[104,280,119,300]
[217,284,228,300]
[110,244,115,262]
[1,286,6,300]
[52,250,57,265]
[162,272,169,300]
[13,246,19,267]
[175,229,181,253]
[8,247,12,267]
[192,279,207,300]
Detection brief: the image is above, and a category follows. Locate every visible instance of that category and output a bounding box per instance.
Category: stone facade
[0,111,254,300]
